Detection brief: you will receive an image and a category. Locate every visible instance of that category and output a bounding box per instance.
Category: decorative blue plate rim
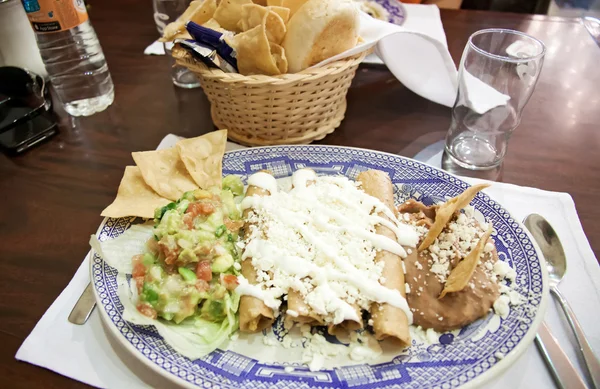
[91,145,549,389]
[368,0,406,25]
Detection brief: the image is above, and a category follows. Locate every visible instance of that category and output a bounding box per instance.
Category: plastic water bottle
[21,0,114,116]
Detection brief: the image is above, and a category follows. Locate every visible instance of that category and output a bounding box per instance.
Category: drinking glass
[444,29,545,170]
[153,0,201,88]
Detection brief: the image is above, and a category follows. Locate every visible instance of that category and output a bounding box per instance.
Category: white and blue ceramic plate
[359,0,406,25]
[92,145,548,389]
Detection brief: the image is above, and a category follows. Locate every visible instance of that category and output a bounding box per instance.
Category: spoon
[524,214,600,388]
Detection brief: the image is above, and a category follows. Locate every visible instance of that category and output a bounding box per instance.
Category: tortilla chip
[282,0,308,16]
[161,0,217,41]
[267,5,290,23]
[238,4,286,43]
[132,148,198,201]
[101,167,171,219]
[213,0,253,32]
[171,30,192,40]
[203,18,225,32]
[228,24,287,75]
[253,0,268,4]
[176,130,227,189]
[439,223,494,299]
[270,43,288,73]
[418,183,490,251]
[266,0,284,6]
[189,0,217,25]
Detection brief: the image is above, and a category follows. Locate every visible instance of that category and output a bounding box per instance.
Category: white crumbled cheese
[284,366,295,373]
[508,290,524,305]
[286,309,299,317]
[237,171,419,325]
[493,261,516,282]
[263,336,279,346]
[493,295,511,318]
[415,261,423,270]
[402,261,407,274]
[410,325,442,345]
[368,319,374,326]
[282,335,293,349]
[417,211,489,284]
[484,242,495,253]
[405,283,411,294]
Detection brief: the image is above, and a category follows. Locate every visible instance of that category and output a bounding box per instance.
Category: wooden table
[1,3,599,387]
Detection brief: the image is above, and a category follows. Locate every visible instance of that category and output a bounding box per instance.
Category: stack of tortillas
[162,0,360,75]
[101,130,227,219]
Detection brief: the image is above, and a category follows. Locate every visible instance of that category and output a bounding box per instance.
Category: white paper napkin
[17,135,600,389]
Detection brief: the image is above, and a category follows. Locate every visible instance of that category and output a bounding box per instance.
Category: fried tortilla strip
[418,183,490,251]
[132,147,198,201]
[176,130,227,190]
[439,223,494,299]
[239,171,276,333]
[101,166,170,219]
[358,170,410,347]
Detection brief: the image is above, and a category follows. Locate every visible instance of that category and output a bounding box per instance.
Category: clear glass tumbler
[153,0,201,88]
[444,29,546,170]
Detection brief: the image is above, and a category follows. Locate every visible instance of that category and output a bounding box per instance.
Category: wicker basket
[173,47,368,146]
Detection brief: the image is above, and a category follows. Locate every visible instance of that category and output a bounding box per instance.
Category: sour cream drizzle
[238,170,418,324]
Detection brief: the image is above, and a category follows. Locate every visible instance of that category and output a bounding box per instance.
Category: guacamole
[132,176,244,324]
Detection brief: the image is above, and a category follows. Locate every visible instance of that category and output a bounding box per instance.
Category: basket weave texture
[173,48,368,146]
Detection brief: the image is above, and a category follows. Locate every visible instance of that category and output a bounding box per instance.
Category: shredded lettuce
[90,223,154,274]
[117,273,239,359]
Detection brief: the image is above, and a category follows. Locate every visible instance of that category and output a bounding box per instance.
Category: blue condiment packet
[185,22,238,72]
[174,39,237,73]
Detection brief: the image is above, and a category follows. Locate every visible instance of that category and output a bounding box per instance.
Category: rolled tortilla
[327,303,363,336]
[287,290,324,325]
[286,169,326,326]
[357,170,410,347]
[239,173,276,333]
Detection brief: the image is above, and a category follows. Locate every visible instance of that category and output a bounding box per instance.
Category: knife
[68,283,96,325]
[536,321,589,389]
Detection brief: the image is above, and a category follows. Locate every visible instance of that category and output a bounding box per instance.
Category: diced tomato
[195,279,209,292]
[136,303,157,319]
[146,237,159,254]
[134,277,145,294]
[196,261,212,281]
[159,240,179,265]
[224,218,244,233]
[183,213,194,229]
[186,202,215,217]
[221,274,239,291]
[132,255,146,278]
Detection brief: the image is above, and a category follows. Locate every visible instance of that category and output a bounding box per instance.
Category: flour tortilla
[101,166,171,219]
[282,0,359,73]
[132,148,198,201]
[175,130,227,189]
